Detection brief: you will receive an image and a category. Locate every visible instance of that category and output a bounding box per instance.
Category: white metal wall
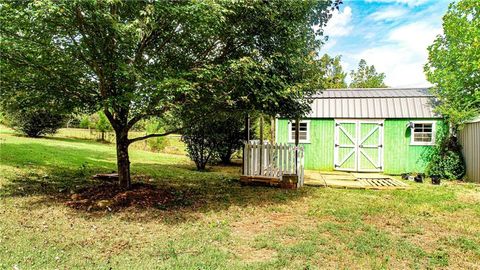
[459,121,480,183]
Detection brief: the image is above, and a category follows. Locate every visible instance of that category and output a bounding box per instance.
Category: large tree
[0,0,338,188]
[318,53,347,89]
[424,0,480,126]
[349,59,387,88]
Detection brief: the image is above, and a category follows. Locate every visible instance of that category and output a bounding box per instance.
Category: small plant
[414,173,424,183]
[77,162,89,177]
[431,175,441,185]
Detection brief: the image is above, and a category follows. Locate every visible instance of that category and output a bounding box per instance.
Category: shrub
[79,115,91,129]
[182,120,216,170]
[427,135,466,180]
[212,116,244,165]
[0,111,9,126]
[182,114,244,170]
[8,108,65,137]
[145,119,167,151]
[95,112,112,141]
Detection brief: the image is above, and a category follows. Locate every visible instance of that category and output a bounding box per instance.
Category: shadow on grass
[1,139,311,224]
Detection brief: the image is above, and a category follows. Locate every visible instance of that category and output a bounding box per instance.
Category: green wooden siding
[383,119,444,174]
[276,118,444,174]
[276,119,334,170]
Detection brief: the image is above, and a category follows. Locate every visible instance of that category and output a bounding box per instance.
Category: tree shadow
[1,139,311,224]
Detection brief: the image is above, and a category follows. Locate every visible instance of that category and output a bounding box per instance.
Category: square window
[411,122,435,145]
[289,121,310,143]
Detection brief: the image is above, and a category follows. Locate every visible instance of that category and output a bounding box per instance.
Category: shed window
[411,122,436,145]
[288,120,310,143]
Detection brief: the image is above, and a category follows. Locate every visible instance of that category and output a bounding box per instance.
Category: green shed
[275,88,444,175]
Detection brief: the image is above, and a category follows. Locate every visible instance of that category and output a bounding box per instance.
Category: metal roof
[307,88,441,119]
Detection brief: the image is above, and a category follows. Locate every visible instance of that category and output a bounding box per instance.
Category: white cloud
[346,21,442,87]
[365,0,430,7]
[370,7,408,21]
[322,39,337,51]
[324,6,353,37]
[388,21,441,55]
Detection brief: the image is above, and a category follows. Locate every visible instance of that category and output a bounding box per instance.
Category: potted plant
[431,175,441,185]
[414,173,424,183]
[401,173,411,180]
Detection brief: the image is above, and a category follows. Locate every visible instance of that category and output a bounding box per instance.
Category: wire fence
[55,128,185,155]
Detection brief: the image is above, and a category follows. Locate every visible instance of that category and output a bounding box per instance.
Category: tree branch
[103,108,119,131]
[128,128,182,144]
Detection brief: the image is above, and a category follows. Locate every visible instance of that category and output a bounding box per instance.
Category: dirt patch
[458,191,480,204]
[65,182,196,212]
[235,246,277,263]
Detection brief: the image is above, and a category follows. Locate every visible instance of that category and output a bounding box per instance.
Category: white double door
[334,119,384,172]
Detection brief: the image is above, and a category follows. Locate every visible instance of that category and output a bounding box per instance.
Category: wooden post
[242,114,250,175]
[270,117,275,144]
[259,115,264,175]
[295,117,300,175]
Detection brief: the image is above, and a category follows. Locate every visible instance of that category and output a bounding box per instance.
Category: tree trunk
[115,129,131,189]
[220,148,233,165]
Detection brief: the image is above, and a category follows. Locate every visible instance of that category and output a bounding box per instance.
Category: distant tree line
[318,54,387,89]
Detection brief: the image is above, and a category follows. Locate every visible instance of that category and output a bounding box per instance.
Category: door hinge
[378,144,383,148]
[379,123,384,126]
[335,144,339,147]
[335,123,340,126]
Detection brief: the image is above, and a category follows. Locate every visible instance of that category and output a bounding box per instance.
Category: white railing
[243,142,304,187]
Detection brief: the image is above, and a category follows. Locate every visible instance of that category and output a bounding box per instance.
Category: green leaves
[318,54,347,89]
[424,0,480,125]
[349,59,387,89]
[1,0,337,183]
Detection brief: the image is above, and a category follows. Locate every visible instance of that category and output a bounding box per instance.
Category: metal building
[459,118,480,183]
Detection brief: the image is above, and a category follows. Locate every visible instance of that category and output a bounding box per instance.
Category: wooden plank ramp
[304,171,408,190]
[357,178,408,190]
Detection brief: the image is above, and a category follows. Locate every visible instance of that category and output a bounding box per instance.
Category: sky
[321,0,451,87]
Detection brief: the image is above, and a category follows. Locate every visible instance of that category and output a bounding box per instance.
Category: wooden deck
[304,171,408,190]
[240,175,280,187]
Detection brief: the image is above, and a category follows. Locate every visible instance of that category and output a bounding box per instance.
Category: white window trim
[410,121,436,146]
[288,120,310,144]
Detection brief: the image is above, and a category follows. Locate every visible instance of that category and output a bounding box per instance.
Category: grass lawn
[1,126,480,269]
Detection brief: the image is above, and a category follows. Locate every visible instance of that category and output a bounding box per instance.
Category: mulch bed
[65,182,195,212]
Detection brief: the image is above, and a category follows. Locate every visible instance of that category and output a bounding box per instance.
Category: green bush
[79,115,90,129]
[8,108,65,137]
[182,113,244,170]
[0,111,9,126]
[95,112,112,141]
[145,119,167,151]
[427,135,466,180]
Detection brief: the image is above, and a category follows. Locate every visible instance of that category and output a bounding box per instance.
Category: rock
[70,194,81,201]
